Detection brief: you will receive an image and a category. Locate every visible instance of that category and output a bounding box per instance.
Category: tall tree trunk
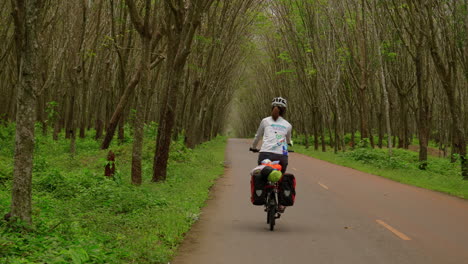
[10,0,43,224]
[101,0,144,150]
[153,65,184,182]
[427,5,468,178]
[358,0,369,140]
[320,112,326,152]
[68,0,87,155]
[122,0,156,185]
[118,111,125,144]
[378,44,393,155]
[67,92,76,156]
[313,109,319,150]
[79,77,88,139]
[349,104,355,148]
[37,93,47,136]
[415,49,429,169]
[131,36,151,185]
[101,71,141,149]
[153,0,212,182]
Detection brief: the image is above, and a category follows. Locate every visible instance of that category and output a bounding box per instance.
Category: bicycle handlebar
[249,148,294,153]
[249,148,260,153]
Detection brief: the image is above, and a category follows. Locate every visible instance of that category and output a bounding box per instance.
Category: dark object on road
[105,150,116,177]
[279,173,296,206]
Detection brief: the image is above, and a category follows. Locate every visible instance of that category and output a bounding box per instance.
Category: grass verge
[0,124,226,263]
[293,144,468,199]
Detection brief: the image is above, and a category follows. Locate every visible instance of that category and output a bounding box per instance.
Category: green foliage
[195,34,214,45]
[0,157,12,187]
[381,41,398,61]
[0,125,227,263]
[345,17,356,28]
[85,49,97,58]
[0,123,15,156]
[101,35,115,48]
[144,121,159,139]
[305,67,317,76]
[45,101,59,124]
[337,46,351,63]
[251,11,273,35]
[275,69,296,75]
[188,63,204,73]
[128,109,137,124]
[277,51,293,63]
[342,148,409,169]
[169,140,194,163]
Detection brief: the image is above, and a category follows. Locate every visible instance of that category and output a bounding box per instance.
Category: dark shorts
[258,152,288,174]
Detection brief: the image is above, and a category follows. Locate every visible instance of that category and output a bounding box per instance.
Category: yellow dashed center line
[376,220,411,241]
[318,182,329,190]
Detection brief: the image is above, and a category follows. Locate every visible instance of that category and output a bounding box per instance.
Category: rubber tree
[9,0,44,224]
[385,0,432,169]
[153,0,215,182]
[125,0,163,185]
[426,2,468,178]
[183,0,261,148]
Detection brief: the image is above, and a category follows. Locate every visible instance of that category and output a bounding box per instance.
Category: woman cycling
[250,97,292,174]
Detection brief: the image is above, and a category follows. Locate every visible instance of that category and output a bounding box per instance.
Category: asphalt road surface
[172,139,468,264]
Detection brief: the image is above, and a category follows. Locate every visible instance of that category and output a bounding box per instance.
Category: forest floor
[0,124,226,263]
[293,143,468,200]
[407,145,446,158]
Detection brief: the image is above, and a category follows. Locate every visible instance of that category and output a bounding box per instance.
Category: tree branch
[125,0,145,36]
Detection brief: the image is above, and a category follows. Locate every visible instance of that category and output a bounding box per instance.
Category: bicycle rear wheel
[266,190,272,224]
[267,192,276,231]
[267,208,270,224]
[268,206,275,231]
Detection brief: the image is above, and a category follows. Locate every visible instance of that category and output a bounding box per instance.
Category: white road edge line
[292,167,297,171]
[318,182,329,190]
[376,220,411,241]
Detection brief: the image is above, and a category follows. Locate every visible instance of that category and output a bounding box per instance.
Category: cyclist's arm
[252,120,265,149]
[286,126,292,145]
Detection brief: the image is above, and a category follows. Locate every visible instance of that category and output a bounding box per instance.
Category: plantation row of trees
[1,0,262,224]
[234,0,468,178]
[3,0,468,224]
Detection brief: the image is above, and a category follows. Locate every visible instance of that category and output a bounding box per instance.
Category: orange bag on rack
[261,159,282,172]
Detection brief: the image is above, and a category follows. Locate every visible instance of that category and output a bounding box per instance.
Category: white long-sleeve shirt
[252,116,292,155]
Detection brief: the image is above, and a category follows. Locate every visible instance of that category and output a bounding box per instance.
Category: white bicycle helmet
[272,97,287,108]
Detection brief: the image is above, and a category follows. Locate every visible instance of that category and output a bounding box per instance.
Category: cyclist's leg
[279,155,288,174]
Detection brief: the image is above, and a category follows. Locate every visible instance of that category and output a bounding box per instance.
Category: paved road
[172,139,468,264]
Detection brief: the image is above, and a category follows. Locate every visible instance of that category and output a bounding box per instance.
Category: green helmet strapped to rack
[268,170,282,183]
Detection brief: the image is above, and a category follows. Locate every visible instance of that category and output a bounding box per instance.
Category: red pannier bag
[278,173,296,206]
[250,173,266,205]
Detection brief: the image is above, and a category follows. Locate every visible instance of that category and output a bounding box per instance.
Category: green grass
[293,144,468,199]
[294,132,442,150]
[0,124,227,263]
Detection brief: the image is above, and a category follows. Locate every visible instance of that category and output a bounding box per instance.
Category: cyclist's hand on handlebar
[287,143,294,153]
[249,147,259,153]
